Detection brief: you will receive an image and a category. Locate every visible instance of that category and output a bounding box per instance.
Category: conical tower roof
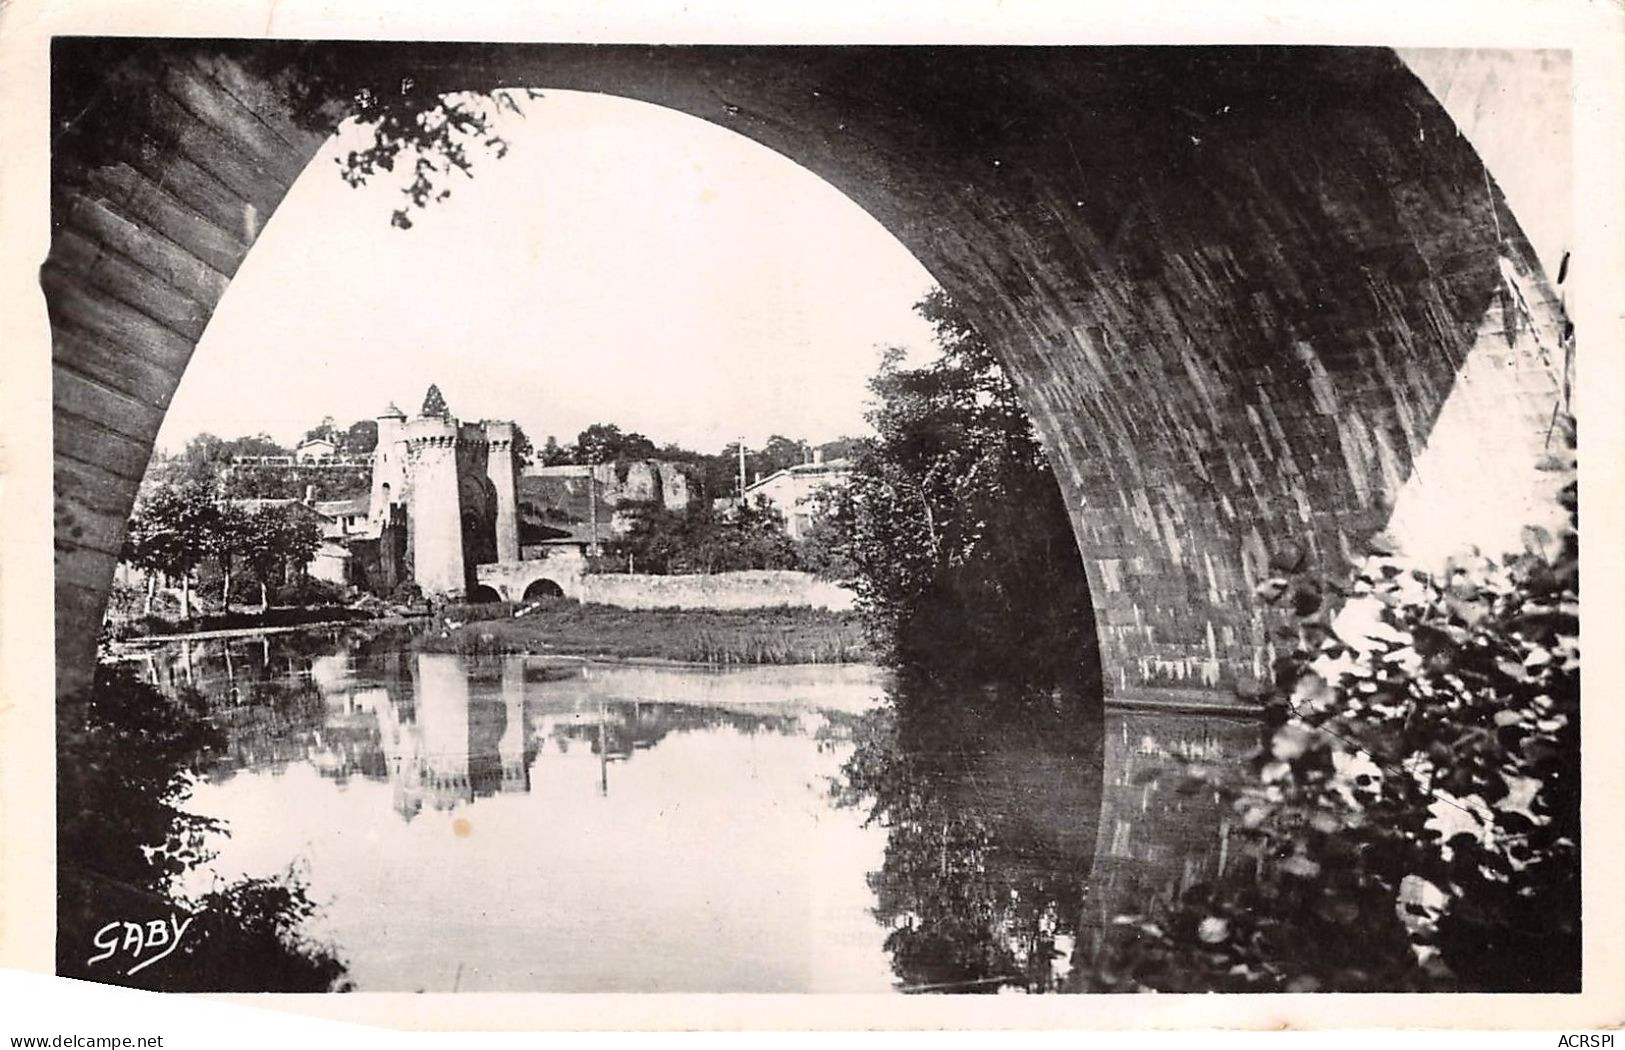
[420,384,450,419]
[379,400,405,420]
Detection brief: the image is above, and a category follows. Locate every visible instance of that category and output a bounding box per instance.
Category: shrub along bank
[1080,473,1580,993]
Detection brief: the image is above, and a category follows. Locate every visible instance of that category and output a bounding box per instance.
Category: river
[120,628,1261,993]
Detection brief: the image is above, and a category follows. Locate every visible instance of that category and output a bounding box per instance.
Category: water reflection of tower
[496,658,531,794]
[380,653,535,819]
[410,654,477,811]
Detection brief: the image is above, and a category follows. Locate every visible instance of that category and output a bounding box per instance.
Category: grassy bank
[417,600,872,665]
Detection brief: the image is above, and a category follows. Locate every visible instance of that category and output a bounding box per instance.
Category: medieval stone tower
[368,386,521,599]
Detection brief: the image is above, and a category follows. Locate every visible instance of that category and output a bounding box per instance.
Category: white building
[740,453,851,540]
[295,436,337,463]
[315,495,372,538]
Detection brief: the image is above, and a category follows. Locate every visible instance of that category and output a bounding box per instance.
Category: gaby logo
[86,915,194,976]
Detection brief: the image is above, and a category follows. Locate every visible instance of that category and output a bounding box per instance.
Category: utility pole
[598,700,609,797]
[737,436,747,499]
[588,459,599,556]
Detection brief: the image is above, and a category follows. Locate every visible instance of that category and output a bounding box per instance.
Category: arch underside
[521,579,565,602]
[47,41,1568,700]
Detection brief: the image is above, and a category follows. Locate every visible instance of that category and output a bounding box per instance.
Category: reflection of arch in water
[48,43,1570,704]
[521,578,565,602]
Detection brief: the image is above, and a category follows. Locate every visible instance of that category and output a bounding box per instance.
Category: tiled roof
[226,498,338,520]
[743,458,853,495]
[315,496,371,518]
[528,522,600,545]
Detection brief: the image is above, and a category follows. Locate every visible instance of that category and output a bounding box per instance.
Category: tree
[125,480,221,619]
[604,497,799,575]
[54,39,544,234]
[795,496,859,582]
[1078,489,1579,991]
[230,433,291,460]
[713,441,750,497]
[142,433,291,492]
[152,433,231,486]
[727,497,801,571]
[322,81,544,231]
[341,419,378,455]
[825,288,1097,684]
[575,423,656,465]
[602,502,692,574]
[817,436,865,463]
[203,503,254,612]
[539,435,570,466]
[242,506,323,610]
[757,435,811,476]
[119,518,165,616]
[511,424,534,469]
[221,465,370,502]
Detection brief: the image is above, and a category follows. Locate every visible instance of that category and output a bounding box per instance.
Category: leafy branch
[333,85,546,229]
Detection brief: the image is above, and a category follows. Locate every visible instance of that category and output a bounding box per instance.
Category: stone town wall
[581,571,856,612]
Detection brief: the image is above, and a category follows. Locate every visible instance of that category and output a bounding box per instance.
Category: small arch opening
[522,578,565,602]
[468,584,504,604]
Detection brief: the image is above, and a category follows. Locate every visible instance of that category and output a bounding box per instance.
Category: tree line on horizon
[151,415,865,506]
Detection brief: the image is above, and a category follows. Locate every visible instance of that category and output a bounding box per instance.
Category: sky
[152,87,942,455]
[153,89,940,456]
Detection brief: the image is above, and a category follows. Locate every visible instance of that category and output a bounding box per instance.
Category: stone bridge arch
[475,560,584,605]
[48,42,1570,700]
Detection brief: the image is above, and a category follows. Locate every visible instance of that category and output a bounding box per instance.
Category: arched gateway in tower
[367,385,521,599]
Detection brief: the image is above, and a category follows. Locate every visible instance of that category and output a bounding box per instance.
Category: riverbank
[113,617,389,647]
[108,605,1260,716]
[417,601,873,665]
[107,604,383,642]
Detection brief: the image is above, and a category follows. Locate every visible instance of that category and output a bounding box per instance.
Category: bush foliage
[1084,475,1579,992]
[601,498,801,575]
[58,665,351,991]
[821,289,1098,686]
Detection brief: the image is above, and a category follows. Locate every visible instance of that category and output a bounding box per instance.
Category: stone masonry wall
[582,571,856,612]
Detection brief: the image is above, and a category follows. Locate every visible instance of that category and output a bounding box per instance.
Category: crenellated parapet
[406,434,461,450]
[457,421,491,449]
[481,420,515,449]
[403,415,461,449]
